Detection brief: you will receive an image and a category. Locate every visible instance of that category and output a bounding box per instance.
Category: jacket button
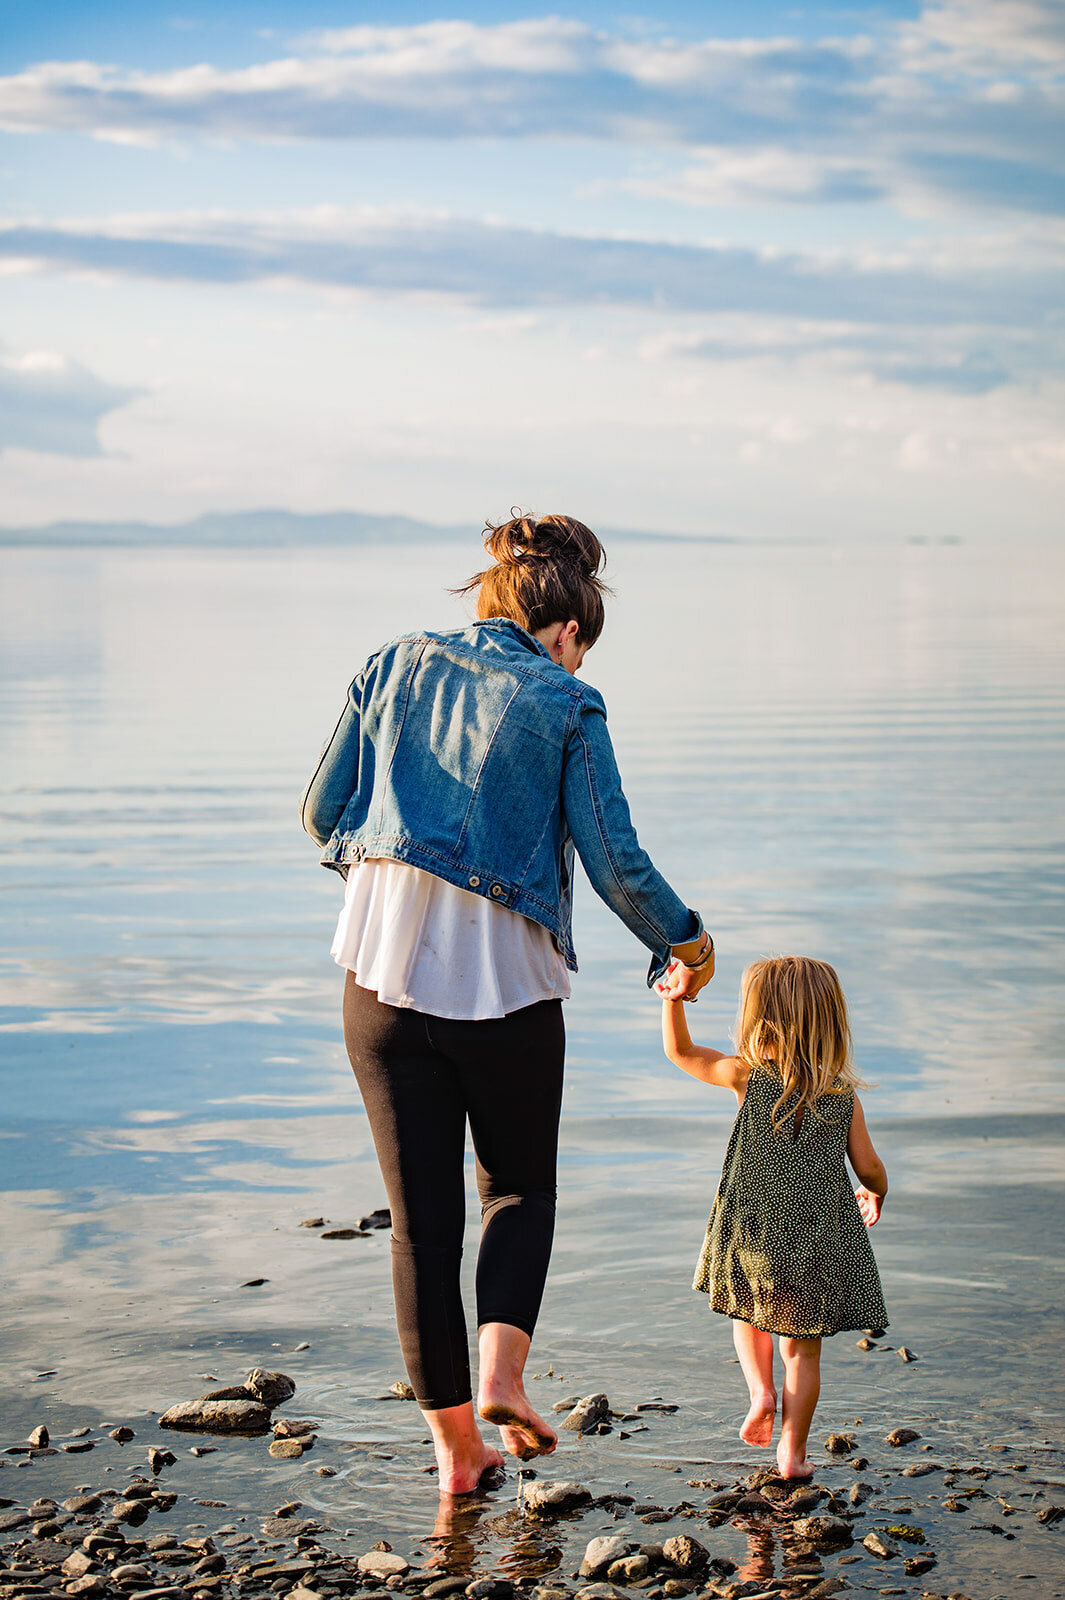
[490,884,503,897]
[468,875,480,888]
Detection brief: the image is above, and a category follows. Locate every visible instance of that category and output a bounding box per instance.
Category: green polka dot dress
[693,1066,888,1338]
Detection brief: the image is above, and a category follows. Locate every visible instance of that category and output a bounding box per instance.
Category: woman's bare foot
[739,1387,777,1447]
[422,1401,506,1494]
[478,1381,557,1461]
[776,1442,814,1480]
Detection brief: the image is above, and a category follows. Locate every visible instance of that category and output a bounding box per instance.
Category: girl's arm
[658,994,748,1093]
[848,1095,889,1225]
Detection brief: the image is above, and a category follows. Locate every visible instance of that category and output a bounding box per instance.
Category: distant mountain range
[0,507,718,548]
[0,508,473,547]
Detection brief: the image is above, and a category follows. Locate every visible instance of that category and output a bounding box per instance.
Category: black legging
[343,976,566,1410]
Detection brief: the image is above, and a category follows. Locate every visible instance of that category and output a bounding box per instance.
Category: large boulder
[159,1398,271,1434]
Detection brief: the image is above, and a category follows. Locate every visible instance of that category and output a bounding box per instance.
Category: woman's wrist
[673,930,714,969]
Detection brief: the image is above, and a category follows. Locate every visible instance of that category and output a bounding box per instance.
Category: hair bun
[484,512,604,580]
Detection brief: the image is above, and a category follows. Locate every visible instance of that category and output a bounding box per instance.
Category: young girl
[659,955,888,1481]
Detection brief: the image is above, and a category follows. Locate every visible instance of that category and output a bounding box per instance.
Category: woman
[301,513,714,1494]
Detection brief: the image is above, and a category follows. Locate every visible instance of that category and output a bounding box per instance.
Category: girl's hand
[855,1186,883,1226]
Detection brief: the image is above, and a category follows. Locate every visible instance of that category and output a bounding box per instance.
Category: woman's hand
[855,1186,884,1226]
[658,949,715,1002]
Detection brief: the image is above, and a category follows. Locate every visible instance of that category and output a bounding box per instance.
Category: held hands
[656,948,715,1003]
[855,1186,884,1227]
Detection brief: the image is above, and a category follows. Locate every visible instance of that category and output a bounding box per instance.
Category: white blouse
[331,857,571,1021]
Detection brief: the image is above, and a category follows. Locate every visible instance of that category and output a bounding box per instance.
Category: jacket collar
[473,616,553,661]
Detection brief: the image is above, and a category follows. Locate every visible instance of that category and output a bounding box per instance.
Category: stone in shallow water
[159,1400,270,1435]
[357,1551,409,1580]
[245,1370,296,1408]
[862,1530,899,1559]
[580,1536,630,1577]
[791,1516,853,1550]
[885,1428,920,1447]
[607,1555,650,1584]
[27,1427,49,1448]
[824,1434,855,1456]
[524,1481,591,1515]
[661,1536,708,1572]
[561,1395,610,1434]
[574,1586,623,1600]
[268,1440,305,1460]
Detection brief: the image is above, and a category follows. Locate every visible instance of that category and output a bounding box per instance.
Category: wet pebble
[148,1448,176,1473]
[579,1537,630,1577]
[792,1516,853,1550]
[661,1535,707,1572]
[524,1482,592,1516]
[885,1429,921,1448]
[27,1428,49,1449]
[357,1551,410,1580]
[863,1531,899,1559]
[110,1428,135,1443]
[161,1400,271,1435]
[561,1396,610,1435]
[824,1434,855,1456]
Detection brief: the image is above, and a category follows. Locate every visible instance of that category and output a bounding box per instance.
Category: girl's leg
[432,999,565,1461]
[343,976,503,1493]
[732,1320,777,1446]
[777,1335,822,1479]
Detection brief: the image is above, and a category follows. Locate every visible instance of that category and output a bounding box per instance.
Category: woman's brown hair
[736,956,865,1133]
[456,512,610,646]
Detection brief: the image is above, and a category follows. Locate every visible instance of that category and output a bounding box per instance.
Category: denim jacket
[300,617,701,985]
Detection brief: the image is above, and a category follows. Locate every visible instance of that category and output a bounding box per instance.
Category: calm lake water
[1,535,1063,1596]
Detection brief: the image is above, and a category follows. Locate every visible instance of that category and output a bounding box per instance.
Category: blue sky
[1,0,1062,536]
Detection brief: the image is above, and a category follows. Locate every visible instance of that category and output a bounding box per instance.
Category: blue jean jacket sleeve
[299,669,366,846]
[562,692,702,986]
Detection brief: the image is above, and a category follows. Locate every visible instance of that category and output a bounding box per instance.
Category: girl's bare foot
[478,1382,558,1461]
[776,1443,814,1480]
[739,1387,777,1447]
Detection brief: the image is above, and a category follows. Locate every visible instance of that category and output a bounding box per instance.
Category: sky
[1,0,1063,537]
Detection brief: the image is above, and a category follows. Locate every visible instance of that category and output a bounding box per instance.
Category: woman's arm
[299,667,368,846]
[561,692,707,987]
[847,1095,889,1225]
[659,995,748,1092]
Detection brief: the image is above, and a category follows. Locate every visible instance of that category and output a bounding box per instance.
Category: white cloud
[0,7,1060,218]
[0,347,140,456]
[0,206,1056,391]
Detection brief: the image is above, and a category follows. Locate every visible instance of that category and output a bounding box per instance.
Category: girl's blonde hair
[736,956,863,1132]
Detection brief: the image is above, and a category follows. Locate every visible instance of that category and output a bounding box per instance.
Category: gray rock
[898,1347,916,1363]
[357,1552,410,1580]
[606,1556,650,1584]
[112,1565,153,1584]
[65,1577,107,1596]
[661,1536,708,1572]
[148,1448,176,1473]
[62,1552,96,1579]
[551,1397,581,1413]
[64,1496,103,1516]
[0,1509,31,1532]
[824,1434,855,1456]
[790,1486,827,1514]
[300,1218,326,1228]
[287,1587,322,1600]
[885,1428,920,1447]
[791,1516,853,1550]
[561,1395,610,1434]
[862,1531,899,1559]
[357,1209,391,1231]
[574,1587,622,1600]
[579,1537,630,1577]
[110,1428,135,1443]
[63,1440,96,1453]
[466,1581,515,1600]
[245,1370,296,1408]
[524,1481,592,1515]
[121,1483,156,1500]
[424,1579,470,1598]
[273,1420,316,1439]
[268,1439,305,1460]
[314,1466,336,1478]
[28,1427,49,1448]
[159,1399,271,1434]
[848,1482,875,1505]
